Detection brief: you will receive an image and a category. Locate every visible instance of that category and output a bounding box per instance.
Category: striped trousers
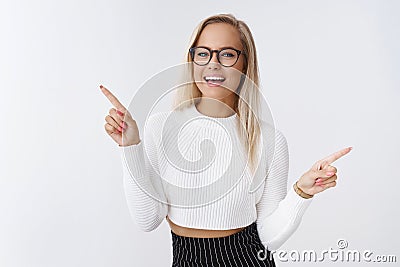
[171,221,276,266]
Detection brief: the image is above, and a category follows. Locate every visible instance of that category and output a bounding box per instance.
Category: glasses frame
[189,46,244,67]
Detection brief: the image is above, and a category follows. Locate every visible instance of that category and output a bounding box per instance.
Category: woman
[101,13,352,267]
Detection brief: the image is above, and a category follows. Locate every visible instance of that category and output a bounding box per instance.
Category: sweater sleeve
[120,118,168,232]
[255,129,313,251]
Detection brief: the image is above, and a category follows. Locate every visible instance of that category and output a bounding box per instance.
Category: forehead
[196,23,242,49]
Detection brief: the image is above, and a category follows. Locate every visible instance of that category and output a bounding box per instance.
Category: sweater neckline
[188,103,237,122]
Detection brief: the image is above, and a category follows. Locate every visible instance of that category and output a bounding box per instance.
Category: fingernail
[326,172,334,176]
[118,126,123,132]
[120,121,126,129]
[117,110,124,116]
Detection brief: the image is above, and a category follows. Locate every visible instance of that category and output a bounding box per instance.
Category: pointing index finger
[319,147,352,169]
[100,85,127,112]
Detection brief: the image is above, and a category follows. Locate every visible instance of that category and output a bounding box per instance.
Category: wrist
[297,181,307,193]
[119,139,141,147]
[293,181,314,199]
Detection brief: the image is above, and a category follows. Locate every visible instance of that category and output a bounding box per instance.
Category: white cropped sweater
[121,103,313,250]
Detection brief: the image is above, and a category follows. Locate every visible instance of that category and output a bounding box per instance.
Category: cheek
[235,57,245,74]
[193,65,203,82]
[224,69,242,92]
[192,68,207,95]
[224,58,245,91]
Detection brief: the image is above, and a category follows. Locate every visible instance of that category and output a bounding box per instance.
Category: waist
[170,220,259,245]
[167,215,245,238]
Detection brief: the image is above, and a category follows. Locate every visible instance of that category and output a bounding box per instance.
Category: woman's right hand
[100,85,141,147]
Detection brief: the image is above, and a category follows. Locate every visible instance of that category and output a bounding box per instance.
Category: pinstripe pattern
[171,221,276,266]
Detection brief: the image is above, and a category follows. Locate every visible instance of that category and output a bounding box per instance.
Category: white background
[1,0,399,266]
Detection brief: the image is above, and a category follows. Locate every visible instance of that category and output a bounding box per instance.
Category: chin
[197,84,235,100]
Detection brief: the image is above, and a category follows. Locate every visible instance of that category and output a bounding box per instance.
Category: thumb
[314,166,336,179]
[313,160,329,171]
[117,108,135,124]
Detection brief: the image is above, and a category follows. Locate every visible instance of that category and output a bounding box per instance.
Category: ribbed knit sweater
[121,103,313,250]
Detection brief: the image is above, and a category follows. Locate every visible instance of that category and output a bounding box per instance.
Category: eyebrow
[195,45,241,51]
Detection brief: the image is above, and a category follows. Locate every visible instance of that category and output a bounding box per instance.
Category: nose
[208,51,220,69]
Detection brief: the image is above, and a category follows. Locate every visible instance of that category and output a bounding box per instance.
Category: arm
[120,117,168,232]
[256,129,313,251]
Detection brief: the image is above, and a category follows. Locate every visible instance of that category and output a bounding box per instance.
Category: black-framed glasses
[189,46,243,67]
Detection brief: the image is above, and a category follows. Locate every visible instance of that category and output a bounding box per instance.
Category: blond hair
[172,13,262,176]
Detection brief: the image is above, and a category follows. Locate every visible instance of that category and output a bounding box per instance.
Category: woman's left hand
[296,147,352,196]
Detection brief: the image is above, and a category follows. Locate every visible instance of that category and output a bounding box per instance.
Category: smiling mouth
[203,76,226,83]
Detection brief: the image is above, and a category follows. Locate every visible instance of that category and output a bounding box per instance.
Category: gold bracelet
[293,181,314,199]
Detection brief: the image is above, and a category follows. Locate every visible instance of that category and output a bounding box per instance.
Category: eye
[221,52,235,58]
[197,52,209,57]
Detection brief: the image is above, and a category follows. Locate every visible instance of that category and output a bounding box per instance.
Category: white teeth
[205,76,225,81]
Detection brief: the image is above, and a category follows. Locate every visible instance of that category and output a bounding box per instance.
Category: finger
[316,165,337,178]
[318,147,352,170]
[100,85,127,112]
[114,108,131,124]
[108,108,126,128]
[316,175,337,185]
[105,123,121,135]
[321,180,337,189]
[326,165,337,173]
[105,115,123,132]
[104,123,121,135]
[116,109,125,118]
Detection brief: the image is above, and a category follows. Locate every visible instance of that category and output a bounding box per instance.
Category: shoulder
[145,106,195,133]
[141,111,169,144]
[143,109,189,142]
[259,120,288,149]
[144,111,169,131]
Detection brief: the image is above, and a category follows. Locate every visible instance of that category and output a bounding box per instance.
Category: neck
[196,95,237,118]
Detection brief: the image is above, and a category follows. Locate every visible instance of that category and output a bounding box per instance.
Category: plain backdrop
[1,0,399,266]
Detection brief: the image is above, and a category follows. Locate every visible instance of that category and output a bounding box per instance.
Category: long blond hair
[172,13,262,176]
